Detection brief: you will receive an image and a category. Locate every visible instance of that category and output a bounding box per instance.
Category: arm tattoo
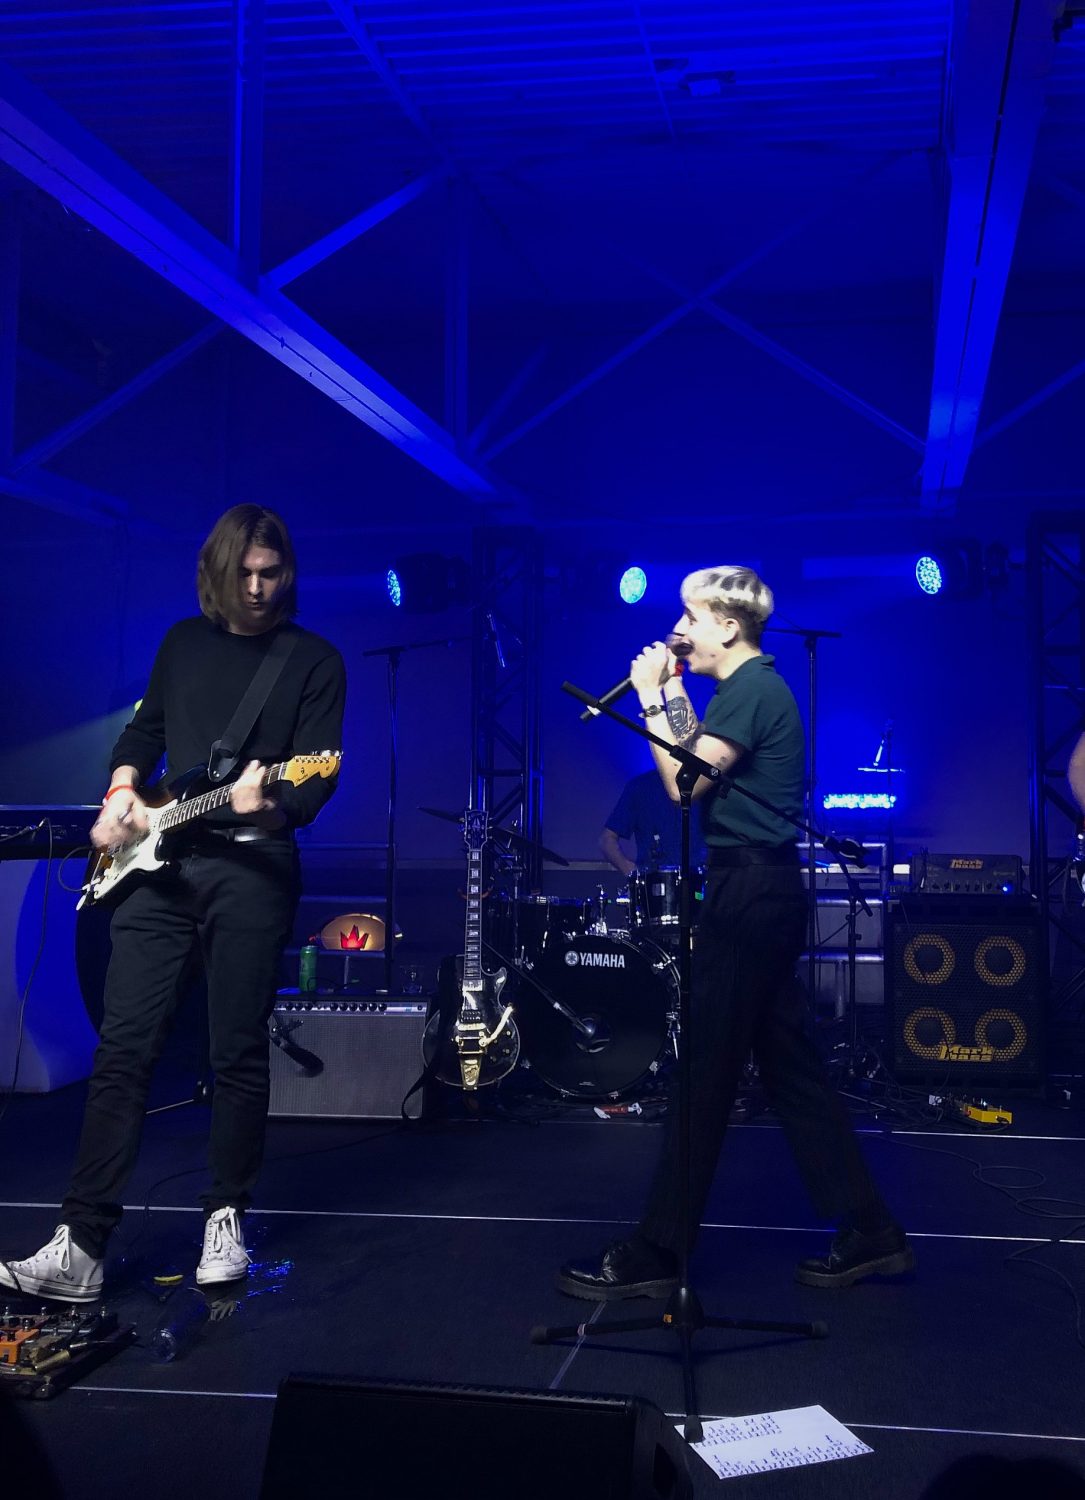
[665,697,700,747]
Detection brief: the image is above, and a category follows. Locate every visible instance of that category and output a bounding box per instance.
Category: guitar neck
[159,764,285,832]
[461,846,484,1000]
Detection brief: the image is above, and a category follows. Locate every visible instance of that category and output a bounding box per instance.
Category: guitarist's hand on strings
[229,760,286,828]
[91,774,148,852]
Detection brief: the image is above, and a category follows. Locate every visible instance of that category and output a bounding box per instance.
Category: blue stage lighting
[823,793,898,811]
[387,552,471,613]
[619,566,647,604]
[915,555,943,595]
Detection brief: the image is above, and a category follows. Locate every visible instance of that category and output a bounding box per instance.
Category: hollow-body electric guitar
[77,752,342,909]
[423,808,520,1090]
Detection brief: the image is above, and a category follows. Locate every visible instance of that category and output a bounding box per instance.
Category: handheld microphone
[579,673,634,722]
[579,648,688,722]
[268,1016,324,1076]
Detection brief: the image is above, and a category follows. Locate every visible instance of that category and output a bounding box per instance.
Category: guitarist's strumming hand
[229,760,287,829]
[91,777,149,852]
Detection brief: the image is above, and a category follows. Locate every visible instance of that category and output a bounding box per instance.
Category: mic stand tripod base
[531,1284,828,1444]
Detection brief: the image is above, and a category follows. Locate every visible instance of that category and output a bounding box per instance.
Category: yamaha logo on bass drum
[565,946,627,969]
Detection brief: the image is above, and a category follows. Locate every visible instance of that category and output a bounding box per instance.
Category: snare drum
[485,894,587,959]
[629,867,704,930]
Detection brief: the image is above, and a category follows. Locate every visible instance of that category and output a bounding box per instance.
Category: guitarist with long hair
[0,505,345,1302]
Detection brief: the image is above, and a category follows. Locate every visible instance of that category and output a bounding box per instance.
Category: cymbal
[418,806,570,867]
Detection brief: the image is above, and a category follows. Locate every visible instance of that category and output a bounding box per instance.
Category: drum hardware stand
[481,937,598,1042]
[534,682,866,1441]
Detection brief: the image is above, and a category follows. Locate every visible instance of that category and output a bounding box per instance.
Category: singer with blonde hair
[558,565,913,1299]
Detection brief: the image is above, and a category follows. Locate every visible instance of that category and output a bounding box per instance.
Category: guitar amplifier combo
[268,995,430,1120]
[260,1375,692,1500]
[885,897,1046,1088]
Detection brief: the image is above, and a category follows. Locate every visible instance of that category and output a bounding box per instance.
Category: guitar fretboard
[158,764,286,831]
[461,843,484,1009]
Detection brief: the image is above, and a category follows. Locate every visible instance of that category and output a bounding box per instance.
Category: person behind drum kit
[558,565,914,1299]
[599,768,707,879]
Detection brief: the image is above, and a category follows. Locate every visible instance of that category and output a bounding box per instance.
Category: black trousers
[62,839,300,1259]
[639,862,890,1256]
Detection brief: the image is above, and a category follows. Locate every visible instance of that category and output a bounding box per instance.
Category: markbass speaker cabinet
[259,1376,692,1500]
[885,897,1046,1088]
[268,997,429,1119]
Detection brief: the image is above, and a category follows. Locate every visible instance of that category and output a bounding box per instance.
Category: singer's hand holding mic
[580,637,689,721]
[630,640,680,701]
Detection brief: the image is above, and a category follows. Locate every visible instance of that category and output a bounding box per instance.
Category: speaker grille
[268,1000,429,1119]
[886,900,1045,1086]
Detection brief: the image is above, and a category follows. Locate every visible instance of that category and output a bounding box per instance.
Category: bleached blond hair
[680,566,773,645]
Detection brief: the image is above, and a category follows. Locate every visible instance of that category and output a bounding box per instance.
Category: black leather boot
[796,1225,915,1288]
[557,1239,680,1301]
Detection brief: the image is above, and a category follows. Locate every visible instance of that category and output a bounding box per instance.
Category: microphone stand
[531,682,867,1441]
[361,634,471,995]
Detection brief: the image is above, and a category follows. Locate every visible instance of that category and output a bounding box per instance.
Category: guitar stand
[532,685,839,1443]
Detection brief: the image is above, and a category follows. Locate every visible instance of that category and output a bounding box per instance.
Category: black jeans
[639,862,889,1256]
[62,838,300,1258]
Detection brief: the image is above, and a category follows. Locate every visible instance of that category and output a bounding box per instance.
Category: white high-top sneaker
[0,1224,104,1302]
[196,1207,251,1286]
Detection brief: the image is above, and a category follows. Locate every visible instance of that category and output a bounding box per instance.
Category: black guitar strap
[207,625,301,784]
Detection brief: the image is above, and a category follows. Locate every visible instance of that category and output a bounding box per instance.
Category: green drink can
[298,940,318,993]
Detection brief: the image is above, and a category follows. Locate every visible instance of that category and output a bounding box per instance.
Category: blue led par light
[619,566,647,604]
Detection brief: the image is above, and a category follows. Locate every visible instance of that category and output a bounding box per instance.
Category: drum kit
[423,803,704,1100]
[490,872,714,1098]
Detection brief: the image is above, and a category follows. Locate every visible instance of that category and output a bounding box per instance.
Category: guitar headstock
[280,752,342,787]
[462,808,490,852]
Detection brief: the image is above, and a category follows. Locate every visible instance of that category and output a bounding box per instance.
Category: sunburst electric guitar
[423,808,520,1090]
[77,752,342,909]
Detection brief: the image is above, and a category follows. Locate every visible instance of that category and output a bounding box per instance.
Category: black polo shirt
[699,654,804,848]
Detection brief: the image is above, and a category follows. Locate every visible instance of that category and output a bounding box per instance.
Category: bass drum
[515,931,677,1099]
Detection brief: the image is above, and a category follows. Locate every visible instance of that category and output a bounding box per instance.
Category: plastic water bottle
[298,939,319,993]
[151,1290,208,1362]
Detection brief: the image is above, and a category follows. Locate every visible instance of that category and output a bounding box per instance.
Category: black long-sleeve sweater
[109,616,346,828]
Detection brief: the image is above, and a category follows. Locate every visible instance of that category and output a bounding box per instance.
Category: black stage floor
[2,1069,1084,1499]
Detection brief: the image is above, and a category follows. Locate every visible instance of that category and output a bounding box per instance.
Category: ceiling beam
[0,58,495,498]
[1,465,131,528]
[230,0,265,282]
[12,323,221,473]
[266,169,445,290]
[921,0,1063,511]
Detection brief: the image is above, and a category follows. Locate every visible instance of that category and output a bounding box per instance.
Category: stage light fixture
[913,541,985,600]
[619,566,647,604]
[386,553,471,614]
[914,555,943,596]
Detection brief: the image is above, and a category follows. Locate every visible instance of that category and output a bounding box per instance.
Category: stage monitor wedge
[260,1374,692,1500]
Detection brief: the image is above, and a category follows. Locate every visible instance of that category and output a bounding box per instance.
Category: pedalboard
[0,1304,134,1398]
